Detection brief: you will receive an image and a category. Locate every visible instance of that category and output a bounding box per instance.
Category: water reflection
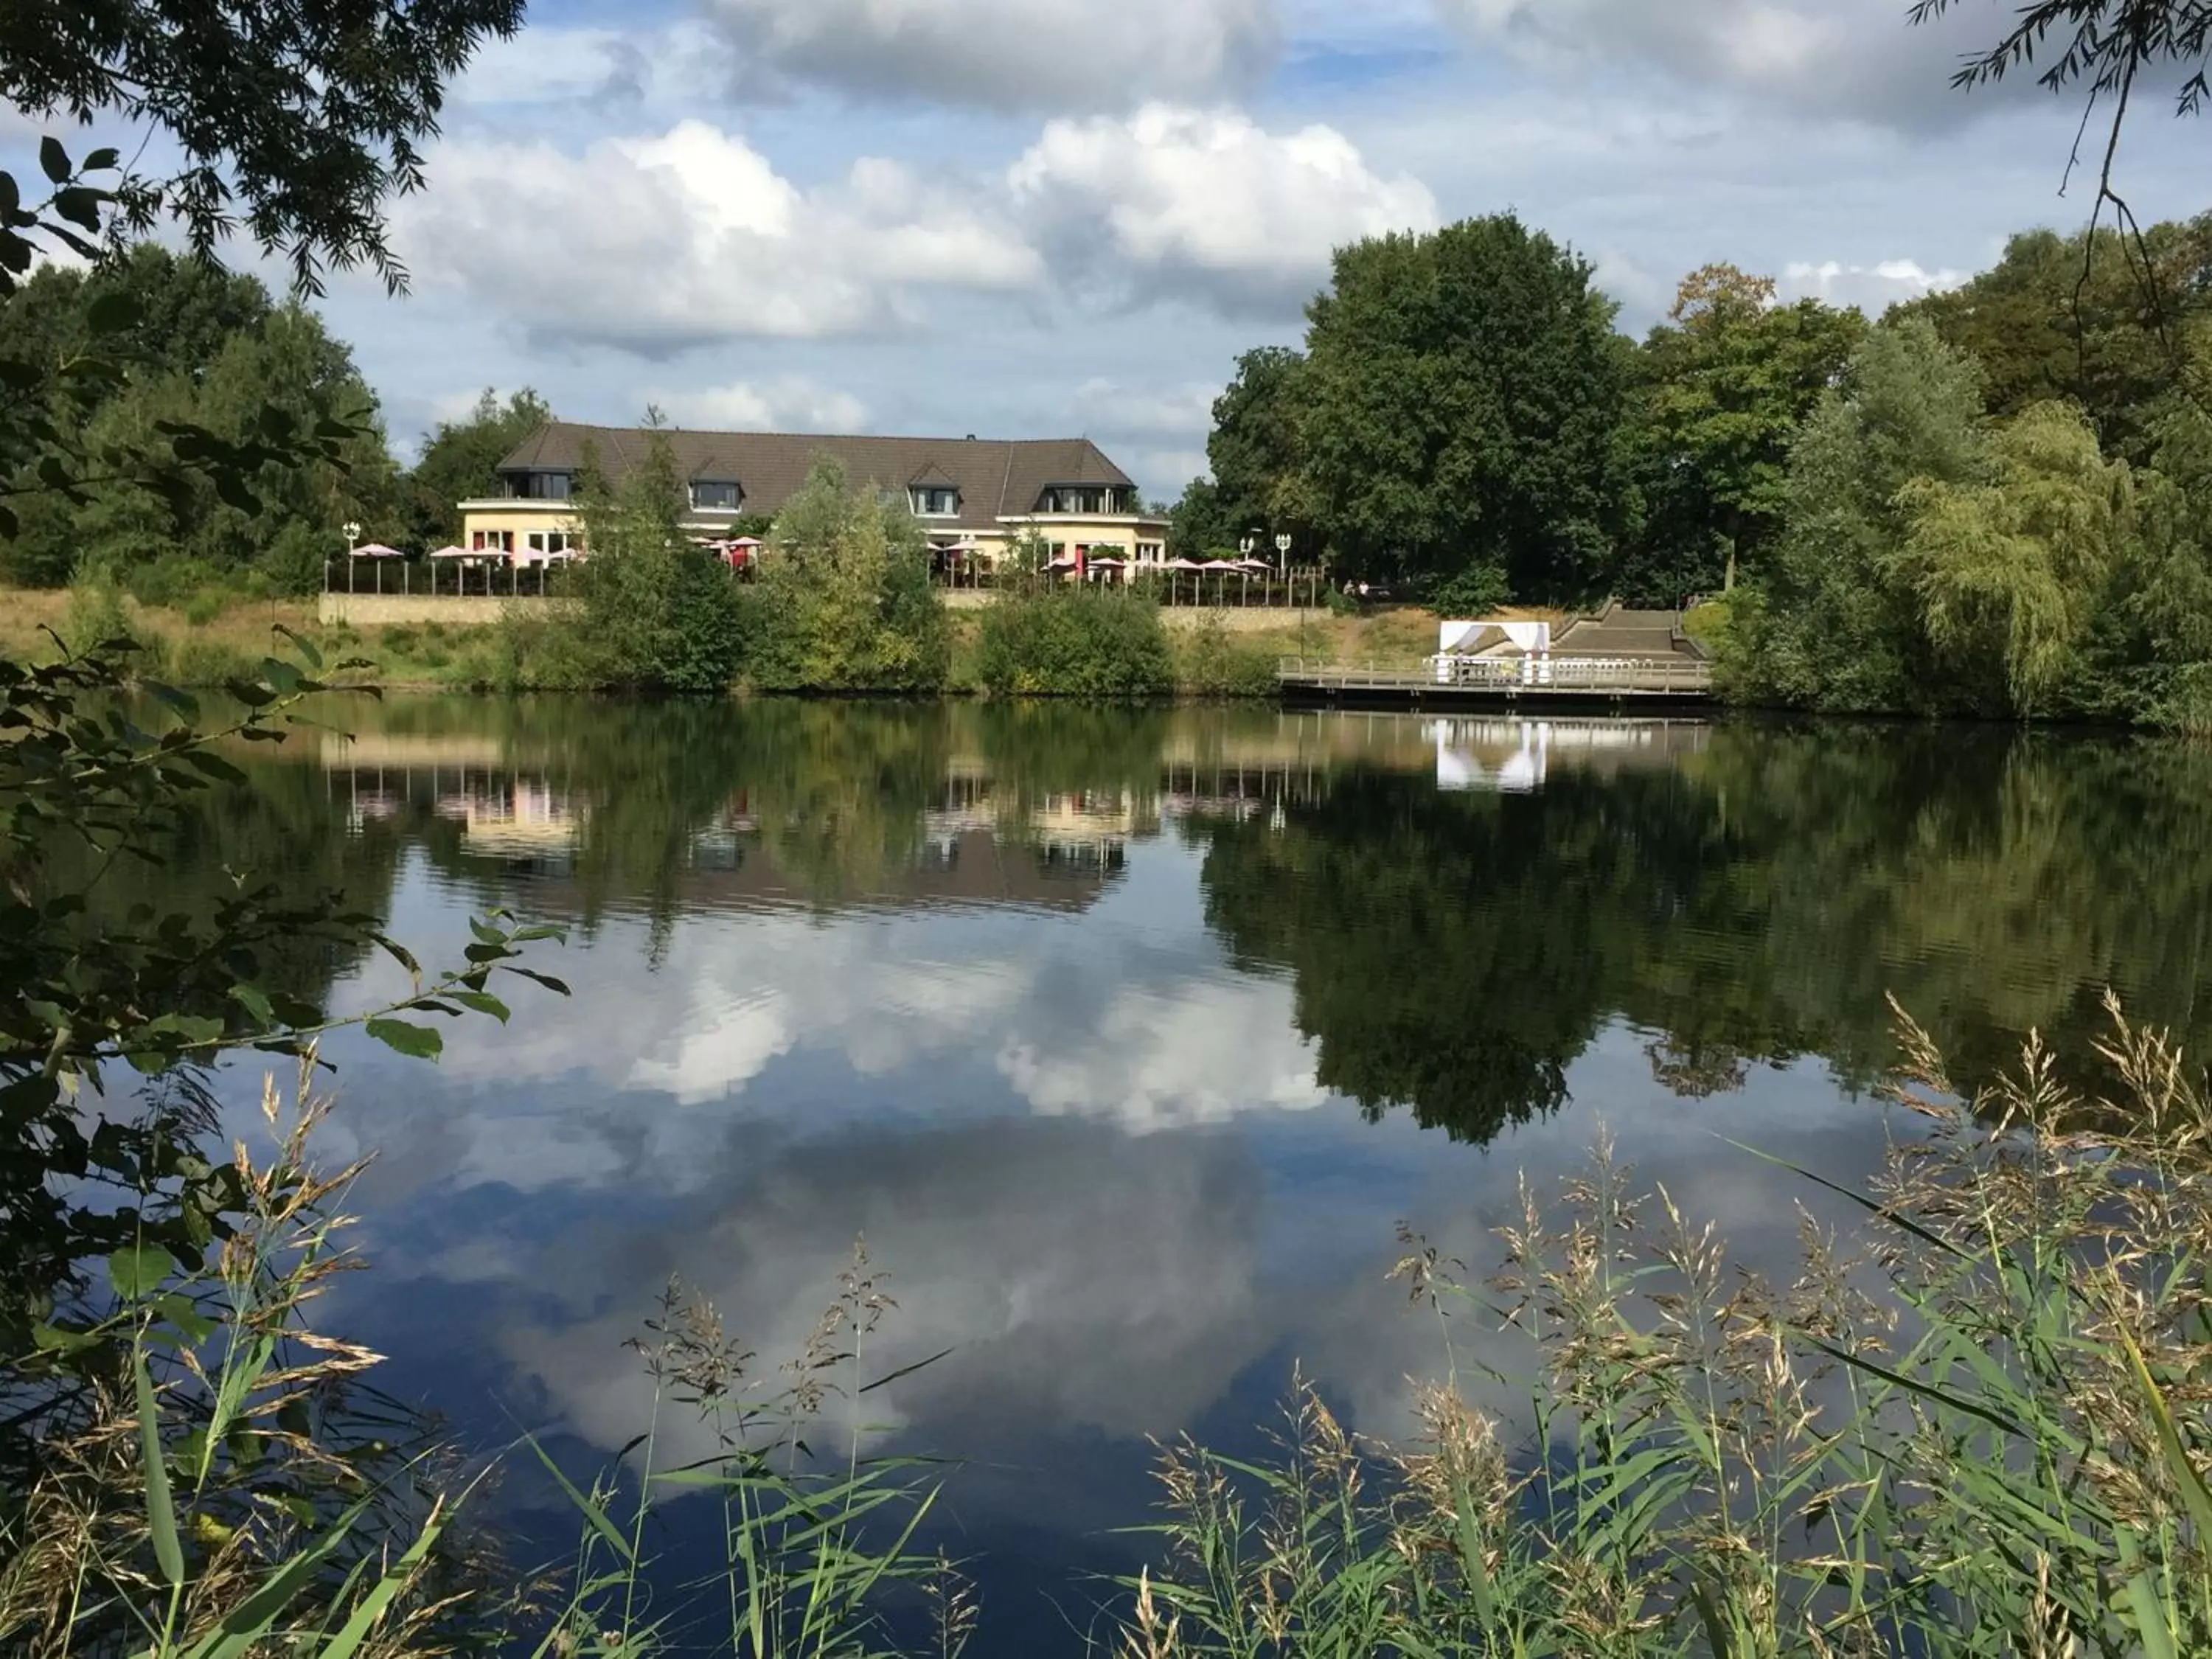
[139,698,2212,1652]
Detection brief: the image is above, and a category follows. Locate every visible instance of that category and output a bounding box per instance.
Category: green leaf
[135,1348,186,1588]
[229,983,275,1027]
[365,1018,442,1061]
[109,1243,172,1301]
[450,989,512,1024]
[32,1321,99,1354]
[38,136,70,185]
[270,622,323,671]
[503,966,572,997]
[83,146,119,171]
[525,1435,636,1565]
[2119,1326,2212,1541]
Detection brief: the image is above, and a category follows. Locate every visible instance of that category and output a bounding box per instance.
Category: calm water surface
[170,697,2212,1652]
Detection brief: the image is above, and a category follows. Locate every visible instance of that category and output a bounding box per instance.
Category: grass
[15,1000,2212,1655]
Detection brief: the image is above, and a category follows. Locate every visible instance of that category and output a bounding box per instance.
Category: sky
[285,0,2212,495]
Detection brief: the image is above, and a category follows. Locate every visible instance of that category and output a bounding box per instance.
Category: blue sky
[293,0,2210,496]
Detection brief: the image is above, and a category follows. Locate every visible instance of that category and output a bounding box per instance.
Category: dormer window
[691,480,741,511]
[910,487,959,517]
[1039,486,1116,515]
[507,470,572,501]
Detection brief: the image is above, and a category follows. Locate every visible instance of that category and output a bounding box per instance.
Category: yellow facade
[456,499,582,560]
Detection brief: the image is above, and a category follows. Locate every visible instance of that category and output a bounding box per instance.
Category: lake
[161,695,2212,1652]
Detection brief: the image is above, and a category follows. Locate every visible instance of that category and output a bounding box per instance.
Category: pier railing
[1276,655,1715,698]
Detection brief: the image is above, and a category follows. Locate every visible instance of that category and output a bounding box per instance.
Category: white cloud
[650,376,870,433]
[396,121,1043,352]
[1782,257,1967,311]
[1433,0,2023,128]
[999,979,1328,1133]
[1009,105,1439,312]
[701,0,1280,110]
[1071,378,1218,439]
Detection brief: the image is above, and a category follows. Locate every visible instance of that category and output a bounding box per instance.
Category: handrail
[1276,655,1714,695]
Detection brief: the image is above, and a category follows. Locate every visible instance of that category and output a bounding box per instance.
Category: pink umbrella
[428,544,471,558]
[352,542,404,557]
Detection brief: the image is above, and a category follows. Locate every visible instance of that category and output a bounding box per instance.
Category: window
[507,471,571,501]
[909,487,958,516]
[692,480,741,511]
[527,532,545,552]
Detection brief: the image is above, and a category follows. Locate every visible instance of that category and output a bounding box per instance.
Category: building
[458,422,1169,571]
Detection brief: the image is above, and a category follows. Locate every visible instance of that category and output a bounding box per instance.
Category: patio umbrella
[352,542,404,557]
[428,544,470,558]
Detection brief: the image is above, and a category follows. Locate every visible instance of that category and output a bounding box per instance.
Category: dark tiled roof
[497,422,1138,530]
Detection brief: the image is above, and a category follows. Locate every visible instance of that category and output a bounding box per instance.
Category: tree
[1168,476,1236,558]
[499,431,749,694]
[1896,218,2212,465]
[1736,316,1993,712]
[404,386,552,551]
[1299,215,1630,605]
[6,279,400,589]
[1913,1,2212,125]
[1207,346,1315,553]
[1891,402,2146,714]
[0,0,520,557]
[743,457,950,693]
[3,0,524,291]
[1621,265,1865,602]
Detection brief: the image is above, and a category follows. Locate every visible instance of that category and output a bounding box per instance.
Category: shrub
[60,563,136,656]
[488,431,750,694]
[167,635,257,686]
[1171,613,1278,698]
[181,588,226,626]
[378,622,420,655]
[1427,561,1512,616]
[741,457,950,693]
[972,587,1172,697]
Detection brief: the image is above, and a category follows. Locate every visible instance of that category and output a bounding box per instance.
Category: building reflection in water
[313,712,1711,914]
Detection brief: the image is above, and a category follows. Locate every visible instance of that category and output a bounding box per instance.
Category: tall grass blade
[134,1346,185,1590]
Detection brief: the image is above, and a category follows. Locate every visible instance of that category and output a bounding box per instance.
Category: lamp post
[341,521,361,595]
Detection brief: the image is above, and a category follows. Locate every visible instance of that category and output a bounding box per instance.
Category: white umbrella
[428,544,471,558]
[352,541,404,557]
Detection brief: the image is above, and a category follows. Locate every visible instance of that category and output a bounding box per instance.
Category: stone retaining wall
[319,594,522,627]
[323,590,1326,634]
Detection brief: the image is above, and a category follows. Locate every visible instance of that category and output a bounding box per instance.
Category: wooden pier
[1276,656,1716,707]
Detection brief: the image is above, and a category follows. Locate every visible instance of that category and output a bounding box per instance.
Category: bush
[1323,585,1362,616]
[972,587,1173,697]
[740,457,950,693]
[166,634,258,686]
[181,588,226,626]
[1171,613,1278,698]
[60,564,136,656]
[490,432,751,695]
[1427,562,1512,616]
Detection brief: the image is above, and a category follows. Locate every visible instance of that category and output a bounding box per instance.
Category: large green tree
[0,0,522,558]
[1299,214,1630,605]
[404,386,552,551]
[1621,264,1865,604]
[1896,217,2212,464]
[3,265,400,588]
[1736,316,1993,713]
[1206,346,1315,557]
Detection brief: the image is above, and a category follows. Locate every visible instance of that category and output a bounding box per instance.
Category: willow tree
[1892,403,2143,715]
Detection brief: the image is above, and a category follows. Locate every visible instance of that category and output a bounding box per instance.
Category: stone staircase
[1551,605,1696,660]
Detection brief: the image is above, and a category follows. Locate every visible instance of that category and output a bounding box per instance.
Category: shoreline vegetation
[16,220,2212,726]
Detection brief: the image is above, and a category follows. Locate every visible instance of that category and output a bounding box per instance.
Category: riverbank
[0,583,1447,696]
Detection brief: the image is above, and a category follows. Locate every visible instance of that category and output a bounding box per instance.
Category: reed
[1120,994,2212,1656]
